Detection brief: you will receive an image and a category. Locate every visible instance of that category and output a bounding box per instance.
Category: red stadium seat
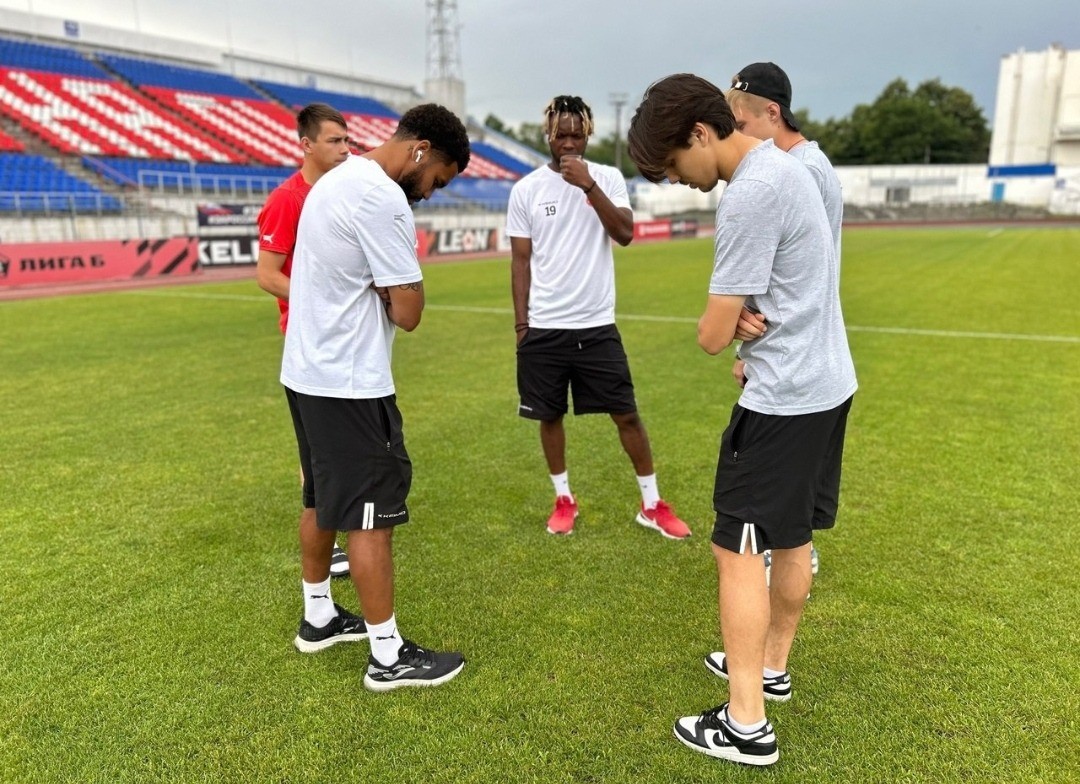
[0,67,242,162]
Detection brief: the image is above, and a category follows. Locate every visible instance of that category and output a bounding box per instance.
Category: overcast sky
[3,0,1077,135]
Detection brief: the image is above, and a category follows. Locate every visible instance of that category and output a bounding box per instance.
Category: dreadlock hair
[543,95,594,141]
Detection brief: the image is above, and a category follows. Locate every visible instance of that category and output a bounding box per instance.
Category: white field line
[125,291,1080,345]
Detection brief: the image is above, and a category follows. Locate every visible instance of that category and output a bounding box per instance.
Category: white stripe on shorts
[739,523,760,555]
[363,502,375,530]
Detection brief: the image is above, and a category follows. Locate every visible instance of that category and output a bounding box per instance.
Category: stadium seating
[0,151,121,212]
[0,36,537,216]
[0,67,242,162]
[0,36,107,79]
[99,54,262,100]
[0,127,24,151]
[143,88,302,166]
[255,80,521,178]
[255,80,399,118]
[469,141,534,176]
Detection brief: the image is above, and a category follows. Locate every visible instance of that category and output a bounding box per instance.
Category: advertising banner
[633,220,672,242]
[0,237,199,287]
[196,203,261,228]
[198,235,260,266]
[416,225,508,259]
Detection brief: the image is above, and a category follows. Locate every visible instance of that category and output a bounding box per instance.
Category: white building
[988,44,1080,214]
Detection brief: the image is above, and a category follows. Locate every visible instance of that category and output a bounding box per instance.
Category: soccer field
[1,226,1078,782]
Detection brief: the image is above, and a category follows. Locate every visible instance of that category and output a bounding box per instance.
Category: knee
[611,411,642,431]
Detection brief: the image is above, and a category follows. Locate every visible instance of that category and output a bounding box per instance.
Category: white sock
[550,471,571,498]
[637,473,660,508]
[726,710,767,735]
[764,666,786,678]
[302,578,335,627]
[368,614,403,666]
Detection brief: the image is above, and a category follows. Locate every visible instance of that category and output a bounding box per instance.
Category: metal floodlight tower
[425,0,466,119]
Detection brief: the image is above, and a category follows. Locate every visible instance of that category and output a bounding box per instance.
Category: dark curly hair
[394,103,471,173]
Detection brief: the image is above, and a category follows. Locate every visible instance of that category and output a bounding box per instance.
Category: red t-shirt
[257,170,312,334]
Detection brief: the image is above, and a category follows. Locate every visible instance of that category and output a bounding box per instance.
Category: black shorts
[285,387,412,532]
[712,397,853,553]
[516,325,637,420]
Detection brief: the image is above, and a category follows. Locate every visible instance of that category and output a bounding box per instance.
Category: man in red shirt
[257,103,352,576]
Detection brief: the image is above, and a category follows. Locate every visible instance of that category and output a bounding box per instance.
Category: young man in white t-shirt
[722,62,846,582]
[507,95,690,540]
[628,74,857,767]
[282,104,471,691]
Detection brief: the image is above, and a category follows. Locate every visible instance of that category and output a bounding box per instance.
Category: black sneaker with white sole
[293,603,367,653]
[363,639,465,692]
[673,703,779,766]
[329,545,350,578]
[704,651,792,702]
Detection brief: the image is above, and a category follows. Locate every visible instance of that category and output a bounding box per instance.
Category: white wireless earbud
[415,151,423,162]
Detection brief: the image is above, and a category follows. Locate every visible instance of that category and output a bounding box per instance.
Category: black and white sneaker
[362,639,465,692]
[293,603,367,653]
[329,545,350,578]
[673,703,779,766]
[704,651,792,702]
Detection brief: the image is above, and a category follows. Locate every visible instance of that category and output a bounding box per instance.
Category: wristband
[515,323,529,332]
[584,181,596,195]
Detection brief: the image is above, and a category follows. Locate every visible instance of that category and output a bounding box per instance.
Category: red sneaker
[546,495,578,535]
[636,500,691,539]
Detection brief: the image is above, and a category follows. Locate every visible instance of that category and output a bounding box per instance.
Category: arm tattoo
[395,282,423,292]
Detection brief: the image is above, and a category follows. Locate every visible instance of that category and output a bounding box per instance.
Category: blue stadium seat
[0,36,108,78]
[0,152,121,213]
[99,53,262,99]
[255,80,398,118]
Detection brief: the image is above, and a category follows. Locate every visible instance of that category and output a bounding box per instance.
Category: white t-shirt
[711,141,857,416]
[506,162,631,329]
[281,156,422,399]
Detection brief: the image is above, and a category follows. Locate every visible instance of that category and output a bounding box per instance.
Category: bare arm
[384,281,424,332]
[510,236,532,344]
[256,249,290,300]
[698,294,747,355]
[560,158,633,246]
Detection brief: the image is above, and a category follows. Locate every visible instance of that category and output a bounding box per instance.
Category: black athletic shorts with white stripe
[516,324,637,420]
[712,396,853,553]
[285,387,412,531]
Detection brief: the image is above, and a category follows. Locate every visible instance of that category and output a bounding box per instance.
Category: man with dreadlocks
[507,95,691,539]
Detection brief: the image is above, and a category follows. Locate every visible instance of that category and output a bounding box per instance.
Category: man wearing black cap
[627,73,857,767]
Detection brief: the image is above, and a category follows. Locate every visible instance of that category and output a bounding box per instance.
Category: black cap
[730,62,800,132]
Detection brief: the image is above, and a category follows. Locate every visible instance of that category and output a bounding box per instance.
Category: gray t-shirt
[710,140,857,415]
[789,140,842,260]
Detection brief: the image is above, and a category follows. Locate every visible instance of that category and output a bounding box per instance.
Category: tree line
[485,77,991,176]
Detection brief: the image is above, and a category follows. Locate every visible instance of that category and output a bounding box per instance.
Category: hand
[732,358,747,389]
[515,327,528,345]
[371,282,391,306]
[559,155,592,191]
[734,308,767,341]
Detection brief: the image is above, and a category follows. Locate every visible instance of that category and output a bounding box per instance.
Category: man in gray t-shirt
[628,73,856,768]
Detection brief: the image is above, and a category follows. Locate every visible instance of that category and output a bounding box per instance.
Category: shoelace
[397,640,435,667]
[698,705,728,729]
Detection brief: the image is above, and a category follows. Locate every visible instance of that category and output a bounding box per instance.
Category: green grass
[1,226,1078,782]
